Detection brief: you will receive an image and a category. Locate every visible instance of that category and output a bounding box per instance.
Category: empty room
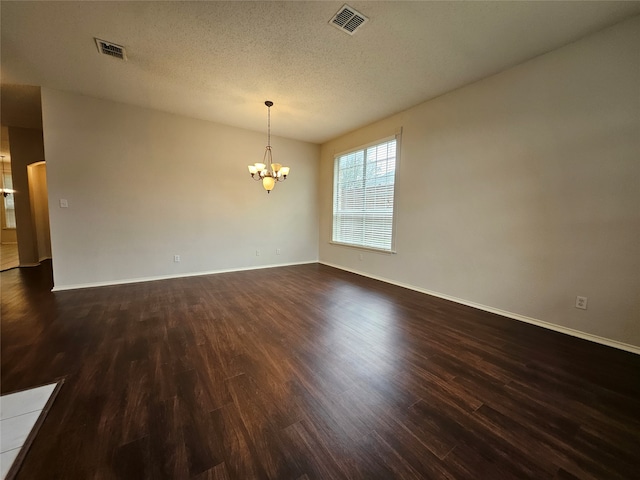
[1,1,639,479]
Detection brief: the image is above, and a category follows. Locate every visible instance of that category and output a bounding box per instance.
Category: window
[332,136,398,251]
[2,171,16,229]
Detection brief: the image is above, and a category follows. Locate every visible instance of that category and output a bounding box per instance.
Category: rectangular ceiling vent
[94,38,127,60]
[329,4,369,35]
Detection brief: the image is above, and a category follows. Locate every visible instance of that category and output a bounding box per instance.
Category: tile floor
[0,383,57,479]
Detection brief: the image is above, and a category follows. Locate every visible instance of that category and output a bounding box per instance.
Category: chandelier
[247,101,290,193]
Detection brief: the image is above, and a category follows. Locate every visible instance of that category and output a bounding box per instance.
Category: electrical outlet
[256,249,260,257]
[359,253,364,261]
[174,255,181,263]
[276,248,281,255]
[59,199,68,208]
[576,296,587,310]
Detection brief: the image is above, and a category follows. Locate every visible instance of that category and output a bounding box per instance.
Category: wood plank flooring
[2,261,639,479]
[1,243,19,271]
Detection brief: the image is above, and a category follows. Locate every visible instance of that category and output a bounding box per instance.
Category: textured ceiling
[1,1,639,144]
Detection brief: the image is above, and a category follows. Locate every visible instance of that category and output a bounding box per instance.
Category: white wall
[42,89,319,289]
[319,17,640,349]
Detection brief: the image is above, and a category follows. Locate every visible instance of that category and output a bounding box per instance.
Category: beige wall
[1,228,17,244]
[28,162,51,261]
[41,89,319,289]
[319,17,640,348]
[8,127,46,265]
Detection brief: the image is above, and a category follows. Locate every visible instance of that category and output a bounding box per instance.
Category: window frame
[331,133,400,254]
[1,171,16,230]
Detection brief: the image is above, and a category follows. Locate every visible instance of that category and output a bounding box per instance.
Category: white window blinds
[332,137,397,251]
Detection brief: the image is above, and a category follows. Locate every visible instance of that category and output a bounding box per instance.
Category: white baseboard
[51,260,319,292]
[319,262,640,355]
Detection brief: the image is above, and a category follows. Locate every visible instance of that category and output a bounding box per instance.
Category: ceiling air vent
[94,38,127,60]
[329,4,369,35]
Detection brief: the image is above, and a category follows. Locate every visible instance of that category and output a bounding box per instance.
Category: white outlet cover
[576,296,588,309]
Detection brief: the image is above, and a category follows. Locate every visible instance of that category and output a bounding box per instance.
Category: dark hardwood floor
[2,261,639,479]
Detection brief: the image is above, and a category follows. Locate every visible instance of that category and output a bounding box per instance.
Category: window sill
[329,241,396,255]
